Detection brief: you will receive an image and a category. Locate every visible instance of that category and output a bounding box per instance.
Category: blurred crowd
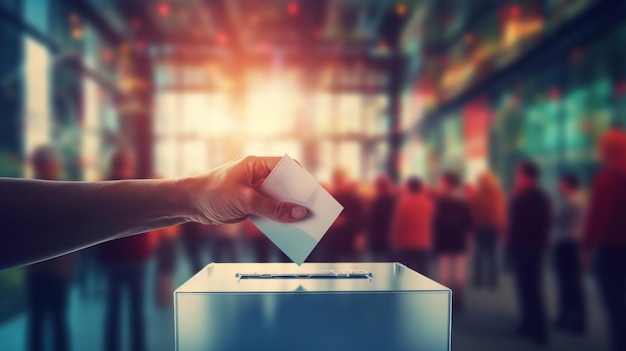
[17,127,626,351]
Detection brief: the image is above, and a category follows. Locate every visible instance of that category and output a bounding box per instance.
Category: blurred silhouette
[390,177,433,275]
[154,225,179,308]
[180,222,210,274]
[97,148,154,351]
[583,128,626,351]
[470,171,506,289]
[312,169,364,262]
[433,172,473,310]
[367,175,397,261]
[552,173,586,334]
[26,146,73,351]
[507,160,551,346]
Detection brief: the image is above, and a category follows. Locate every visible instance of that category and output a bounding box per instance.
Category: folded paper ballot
[250,155,344,265]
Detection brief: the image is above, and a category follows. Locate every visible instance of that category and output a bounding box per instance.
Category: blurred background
[1,0,626,350]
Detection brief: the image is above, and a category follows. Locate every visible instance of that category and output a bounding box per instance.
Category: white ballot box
[174,262,451,351]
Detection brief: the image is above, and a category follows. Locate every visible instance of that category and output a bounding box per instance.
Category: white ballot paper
[250,155,344,265]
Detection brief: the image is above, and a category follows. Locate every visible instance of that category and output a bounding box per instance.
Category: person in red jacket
[583,128,626,351]
[390,177,433,275]
[97,148,155,351]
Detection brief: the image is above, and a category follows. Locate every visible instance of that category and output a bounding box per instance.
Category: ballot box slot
[235,270,373,280]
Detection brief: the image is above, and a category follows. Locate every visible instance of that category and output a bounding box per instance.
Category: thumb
[250,192,308,222]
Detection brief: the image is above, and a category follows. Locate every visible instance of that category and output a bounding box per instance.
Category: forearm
[0,156,309,270]
[0,178,192,269]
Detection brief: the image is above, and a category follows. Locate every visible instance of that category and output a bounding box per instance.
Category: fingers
[248,156,283,184]
[249,191,308,223]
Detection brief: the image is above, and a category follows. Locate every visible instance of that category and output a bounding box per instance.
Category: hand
[182,156,308,225]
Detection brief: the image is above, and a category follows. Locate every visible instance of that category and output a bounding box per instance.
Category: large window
[154,66,390,181]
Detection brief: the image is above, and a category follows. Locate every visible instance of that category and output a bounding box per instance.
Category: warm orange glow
[441,61,475,93]
[396,3,407,16]
[502,17,544,49]
[71,27,83,39]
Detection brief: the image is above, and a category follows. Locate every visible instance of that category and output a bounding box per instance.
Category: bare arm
[0,156,307,270]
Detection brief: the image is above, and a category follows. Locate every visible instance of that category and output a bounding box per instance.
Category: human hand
[182,156,308,225]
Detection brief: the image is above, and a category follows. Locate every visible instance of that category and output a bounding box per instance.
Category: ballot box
[174,262,451,351]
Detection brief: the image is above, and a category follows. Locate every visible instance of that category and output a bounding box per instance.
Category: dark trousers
[27,271,70,351]
[103,262,147,351]
[553,240,586,331]
[594,246,626,351]
[510,248,548,342]
[396,250,429,276]
[473,228,499,288]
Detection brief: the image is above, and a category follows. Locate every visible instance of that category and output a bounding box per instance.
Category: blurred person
[367,175,397,261]
[433,172,473,311]
[313,169,364,262]
[507,160,551,346]
[154,225,180,308]
[471,171,506,289]
[180,222,210,274]
[97,148,155,351]
[583,128,626,351]
[26,146,73,351]
[390,177,433,274]
[0,156,309,270]
[552,173,586,334]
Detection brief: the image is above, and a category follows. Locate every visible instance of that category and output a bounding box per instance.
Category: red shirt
[391,194,434,250]
[583,169,626,249]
